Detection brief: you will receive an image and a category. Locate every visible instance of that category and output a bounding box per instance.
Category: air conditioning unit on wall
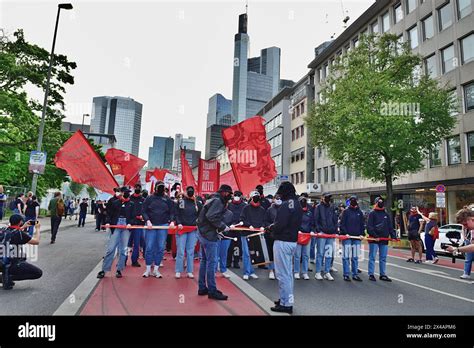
[306,183,322,193]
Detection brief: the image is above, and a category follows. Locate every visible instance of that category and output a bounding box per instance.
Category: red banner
[197,159,220,195]
[105,148,147,186]
[222,116,277,196]
[180,149,197,190]
[219,170,238,192]
[145,168,169,182]
[54,131,119,194]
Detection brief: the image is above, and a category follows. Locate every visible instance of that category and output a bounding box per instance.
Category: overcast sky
[1,0,374,159]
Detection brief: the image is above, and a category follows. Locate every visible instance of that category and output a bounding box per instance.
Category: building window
[441,44,456,74]
[324,63,329,79]
[317,147,322,158]
[296,127,300,139]
[346,167,353,181]
[353,37,359,48]
[461,34,474,65]
[396,35,404,54]
[301,102,305,114]
[300,171,305,183]
[318,68,323,83]
[292,130,295,141]
[330,165,336,182]
[371,21,379,34]
[317,168,322,183]
[447,136,462,165]
[464,82,474,111]
[438,2,453,31]
[457,0,472,19]
[382,12,390,32]
[394,3,403,23]
[355,171,361,180]
[301,149,305,160]
[450,89,460,116]
[300,125,305,137]
[408,25,418,49]
[422,15,434,41]
[295,173,300,184]
[424,54,438,78]
[430,142,442,167]
[406,0,417,13]
[338,167,344,182]
[467,133,474,162]
[323,167,329,183]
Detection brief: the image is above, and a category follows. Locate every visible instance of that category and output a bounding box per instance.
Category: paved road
[239,246,473,315]
[0,221,107,315]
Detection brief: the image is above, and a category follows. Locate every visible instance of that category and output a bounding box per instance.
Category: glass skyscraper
[148,136,174,170]
[205,93,232,159]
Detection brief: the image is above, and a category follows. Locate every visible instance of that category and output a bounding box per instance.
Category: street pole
[82,113,90,131]
[31,3,73,195]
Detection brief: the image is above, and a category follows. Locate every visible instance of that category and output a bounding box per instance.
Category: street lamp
[31,3,73,195]
[82,114,90,131]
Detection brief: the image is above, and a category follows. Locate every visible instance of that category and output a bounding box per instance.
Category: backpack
[9,200,16,211]
[57,200,65,217]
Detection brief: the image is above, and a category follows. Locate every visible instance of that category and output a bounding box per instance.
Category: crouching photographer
[0,214,42,290]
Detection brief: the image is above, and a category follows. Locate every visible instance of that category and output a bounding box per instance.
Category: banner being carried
[180,148,197,190]
[198,159,220,195]
[105,148,147,186]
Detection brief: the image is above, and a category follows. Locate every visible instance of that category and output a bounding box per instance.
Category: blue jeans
[310,237,317,260]
[294,243,310,274]
[25,216,36,237]
[78,212,86,226]
[463,240,473,276]
[368,243,388,276]
[145,225,168,266]
[316,238,334,274]
[342,239,361,277]
[274,240,297,307]
[424,234,437,261]
[102,218,130,272]
[216,238,231,273]
[176,230,198,273]
[241,236,255,276]
[197,233,218,293]
[130,228,145,264]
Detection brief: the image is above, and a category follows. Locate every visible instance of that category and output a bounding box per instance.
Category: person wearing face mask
[142,181,176,279]
[294,197,314,280]
[264,194,282,279]
[314,192,339,281]
[367,196,396,282]
[196,184,233,300]
[97,188,135,279]
[226,191,246,269]
[239,191,266,280]
[339,195,365,282]
[175,186,202,279]
[127,184,146,267]
[255,185,271,210]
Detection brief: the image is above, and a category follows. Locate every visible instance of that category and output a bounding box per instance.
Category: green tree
[306,34,457,213]
[0,29,76,197]
[87,185,97,199]
[69,181,84,197]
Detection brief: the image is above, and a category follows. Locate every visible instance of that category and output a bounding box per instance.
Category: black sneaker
[208,291,228,300]
[352,275,363,282]
[406,258,415,263]
[50,240,55,244]
[379,275,392,282]
[131,262,141,267]
[116,270,122,278]
[343,275,351,281]
[198,288,209,296]
[274,299,280,305]
[270,305,293,314]
[97,271,105,279]
[369,275,376,281]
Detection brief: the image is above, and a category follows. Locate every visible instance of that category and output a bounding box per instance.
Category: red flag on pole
[180,148,197,190]
[105,148,147,186]
[145,168,169,182]
[197,159,220,195]
[54,130,119,194]
[219,170,238,192]
[222,116,277,196]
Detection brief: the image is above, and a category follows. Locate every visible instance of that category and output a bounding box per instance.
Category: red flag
[197,159,220,195]
[219,170,238,192]
[128,172,141,187]
[105,148,147,186]
[146,168,169,182]
[222,116,277,196]
[180,149,197,190]
[54,130,119,194]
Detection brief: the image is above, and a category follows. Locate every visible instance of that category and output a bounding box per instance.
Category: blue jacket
[367,208,396,244]
[268,195,303,243]
[106,199,135,226]
[142,193,175,225]
[130,193,145,225]
[175,197,202,226]
[314,203,338,234]
[339,206,365,236]
[228,201,246,225]
[300,208,314,233]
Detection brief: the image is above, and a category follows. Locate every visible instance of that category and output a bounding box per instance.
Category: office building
[148,136,174,170]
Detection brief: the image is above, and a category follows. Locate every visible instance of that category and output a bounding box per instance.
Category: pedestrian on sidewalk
[367,197,396,282]
[196,184,232,301]
[95,200,107,231]
[406,207,424,264]
[175,186,201,279]
[24,195,40,237]
[0,185,6,221]
[73,198,80,220]
[78,198,88,227]
[266,182,303,314]
[97,188,135,279]
[12,193,25,216]
[294,197,314,280]
[423,212,440,264]
[48,192,63,244]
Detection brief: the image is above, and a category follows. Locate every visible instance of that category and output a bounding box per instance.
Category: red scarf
[121,197,130,203]
[232,199,242,205]
[373,204,385,211]
[302,206,308,212]
[250,200,261,208]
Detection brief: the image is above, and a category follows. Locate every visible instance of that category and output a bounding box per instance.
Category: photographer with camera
[0,214,42,290]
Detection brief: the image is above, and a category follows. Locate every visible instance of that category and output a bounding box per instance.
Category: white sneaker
[324,272,334,281]
[303,273,310,280]
[243,275,249,280]
[153,270,162,278]
[315,273,323,280]
[294,273,300,280]
[310,259,315,264]
[425,260,433,264]
[175,272,181,279]
[460,273,471,280]
[187,272,194,279]
[160,262,164,267]
[142,270,150,278]
[222,272,231,279]
[330,267,338,273]
[269,271,275,280]
[249,273,259,279]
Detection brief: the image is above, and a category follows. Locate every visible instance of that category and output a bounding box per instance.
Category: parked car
[420,224,464,256]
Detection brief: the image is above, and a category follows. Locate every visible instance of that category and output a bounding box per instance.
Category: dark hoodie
[106,198,135,226]
[197,193,228,242]
[240,202,266,236]
[228,199,247,225]
[339,205,365,236]
[264,203,279,227]
[300,207,314,233]
[142,193,175,225]
[175,196,202,226]
[367,205,396,244]
[314,202,338,234]
[130,193,145,225]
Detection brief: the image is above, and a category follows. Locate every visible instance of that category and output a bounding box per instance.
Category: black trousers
[51,215,62,242]
[0,260,43,282]
[95,214,105,230]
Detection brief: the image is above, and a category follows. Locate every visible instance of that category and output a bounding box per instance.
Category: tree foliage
[69,181,84,197]
[87,185,97,199]
[306,34,457,210]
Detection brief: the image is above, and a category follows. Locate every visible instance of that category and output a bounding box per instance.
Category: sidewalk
[0,214,95,233]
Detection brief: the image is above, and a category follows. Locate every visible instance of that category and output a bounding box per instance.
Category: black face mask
[134,189,141,194]
[350,199,357,207]
[123,192,130,199]
[301,199,307,207]
[252,196,260,203]
[324,197,331,204]
[257,189,263,196]
[187,189,194,197]
[377,201,384,208]
[156,186,165,195]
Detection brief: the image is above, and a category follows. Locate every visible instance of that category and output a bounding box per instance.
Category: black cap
[120,186,131,193]
[234,190,243,197]
[9,214,24,226]
[322,192,332,198]
[349,195,358,200]
[266,194,274,200]
[218,184,233,194]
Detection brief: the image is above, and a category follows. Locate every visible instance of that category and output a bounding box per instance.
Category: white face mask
[115,192,120,197]
[275,199,282,206]
[233,196,241,202]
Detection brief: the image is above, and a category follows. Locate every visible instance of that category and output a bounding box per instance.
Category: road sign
[28,151,47,174]
[276,174,289,185]
[435,184,446,193]
[436,192,446,208]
